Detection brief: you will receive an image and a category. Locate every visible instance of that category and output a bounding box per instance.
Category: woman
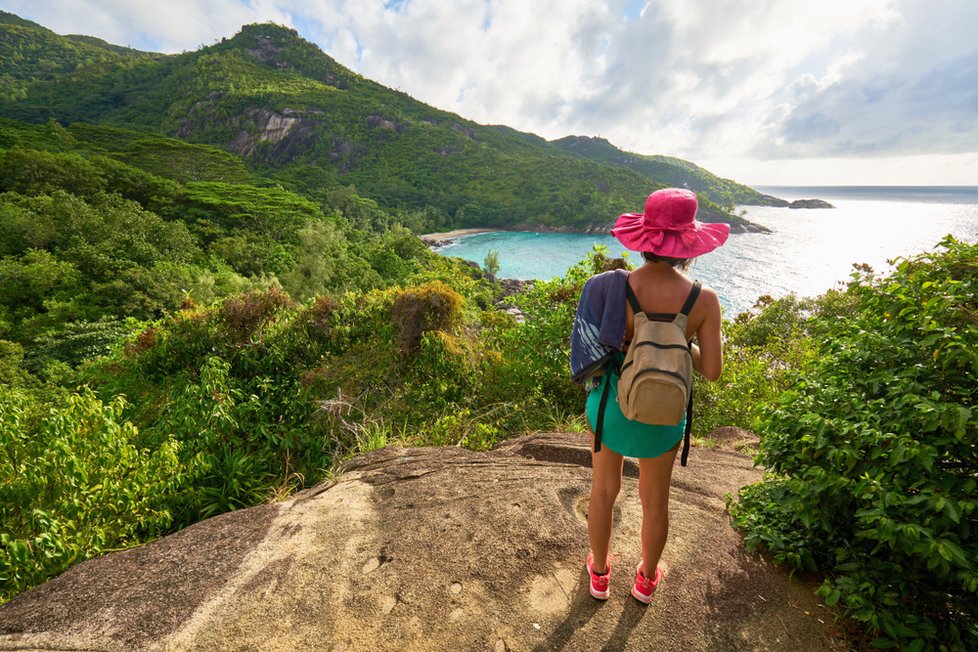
[569,188,728,604]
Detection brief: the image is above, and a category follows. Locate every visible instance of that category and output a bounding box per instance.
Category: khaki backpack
[592,278,700,465]
[618,279,700,424]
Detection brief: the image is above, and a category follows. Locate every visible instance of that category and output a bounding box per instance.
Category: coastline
[420,216,770,243]
[420,228,500,246]
[417,198,808,245]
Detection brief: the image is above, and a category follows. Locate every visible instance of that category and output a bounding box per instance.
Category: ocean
[435,186,978,315]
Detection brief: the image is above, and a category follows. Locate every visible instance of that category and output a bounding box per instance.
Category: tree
[483,249,500,278]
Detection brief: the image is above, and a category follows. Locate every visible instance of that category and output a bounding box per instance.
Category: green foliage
[0,17,151,103]
[0,118,433,383]
[0,142,183,211]
[0,16,750,231]
[484,249,500,277]
[29,316,143,369]
[0,339,30,385]
[0,191,204,350]
[115,136,252,184]
[479,247,625,430]
[0,148,107,196]
[181,181,322,239]
[550,135,770,209]
[730,236,978,650]
[693,293,822,438]
[692,328,815,438]
[390,281,463,353]
[279,220,383,300]
[0,387,182,603]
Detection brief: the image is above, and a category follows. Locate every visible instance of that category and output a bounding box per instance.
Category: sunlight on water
[436,188,978,315]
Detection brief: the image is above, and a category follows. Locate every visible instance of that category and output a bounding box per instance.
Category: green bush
[404,330,477,415]
[693,295,818,438]
[390,281,463,353]
[730,236,978,650]
[0,387,184,603]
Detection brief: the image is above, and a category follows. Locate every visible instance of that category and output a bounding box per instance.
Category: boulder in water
[788,199,836,209]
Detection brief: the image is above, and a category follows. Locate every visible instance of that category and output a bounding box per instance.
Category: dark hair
[642,251,692,270]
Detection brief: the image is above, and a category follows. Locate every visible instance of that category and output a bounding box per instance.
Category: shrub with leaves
[730,235,978,650]
[0,387,183,603]
[692,294,820,439]
[390,281,462,353]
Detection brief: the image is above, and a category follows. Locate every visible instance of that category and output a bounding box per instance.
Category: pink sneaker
[631,563,663,604]
[586,551,610,600]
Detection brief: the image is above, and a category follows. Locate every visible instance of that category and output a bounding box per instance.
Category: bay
[436,186,978,315]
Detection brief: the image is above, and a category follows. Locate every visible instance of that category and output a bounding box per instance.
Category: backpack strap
[679,280,702,316]
[624,281,643,315]
[680,386,693,466]
[628,279,702,319]
[677,283,699,465]
[593,372,612,453]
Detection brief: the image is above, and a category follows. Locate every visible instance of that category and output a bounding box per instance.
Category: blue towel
[569,269,629,385]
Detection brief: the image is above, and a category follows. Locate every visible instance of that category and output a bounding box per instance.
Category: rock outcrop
[788,199,836,209]
[0,433,841,652]
[228,108,303,158]
[366,115,403,133]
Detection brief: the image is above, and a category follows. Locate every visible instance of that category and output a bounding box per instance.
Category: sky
[3,0,977,186]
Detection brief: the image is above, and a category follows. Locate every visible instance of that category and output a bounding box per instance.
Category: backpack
[592,279,700,466]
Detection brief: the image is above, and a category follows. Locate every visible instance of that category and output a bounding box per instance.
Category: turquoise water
[436,186,978,315]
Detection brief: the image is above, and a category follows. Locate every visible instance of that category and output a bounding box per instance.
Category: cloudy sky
[4,0,977,185]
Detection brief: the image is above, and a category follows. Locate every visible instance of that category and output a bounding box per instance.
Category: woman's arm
[692,288,723,381]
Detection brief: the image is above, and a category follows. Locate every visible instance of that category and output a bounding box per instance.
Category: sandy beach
[419,227,499,242]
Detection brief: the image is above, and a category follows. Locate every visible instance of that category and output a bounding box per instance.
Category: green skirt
[585,356,685,459]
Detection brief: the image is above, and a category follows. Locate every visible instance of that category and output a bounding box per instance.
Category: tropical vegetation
[730,238,977,651]
[0,11,974,651]
[0,11,767,233]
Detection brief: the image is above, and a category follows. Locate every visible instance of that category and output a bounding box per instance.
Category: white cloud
[2,0,292,51]
[302,0,617,132]
[2,0,976,183]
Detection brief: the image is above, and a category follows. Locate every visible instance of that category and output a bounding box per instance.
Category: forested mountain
[552,135,782,206]
[0,16,770,230]
[0,11,153,102]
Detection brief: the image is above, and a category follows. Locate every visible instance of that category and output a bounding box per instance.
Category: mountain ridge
[552,135,784,207]
[0,14,776,232]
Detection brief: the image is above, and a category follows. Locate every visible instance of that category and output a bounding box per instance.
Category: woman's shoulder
[691,281,721,313]
[693,280,719,298]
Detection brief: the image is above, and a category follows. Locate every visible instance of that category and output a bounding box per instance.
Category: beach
[419,228,499,245]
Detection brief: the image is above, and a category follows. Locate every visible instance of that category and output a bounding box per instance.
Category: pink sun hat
[611,188,730,258]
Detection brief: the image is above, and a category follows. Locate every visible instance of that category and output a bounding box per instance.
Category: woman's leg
[637,444,679,575]
[588,434,624,573]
